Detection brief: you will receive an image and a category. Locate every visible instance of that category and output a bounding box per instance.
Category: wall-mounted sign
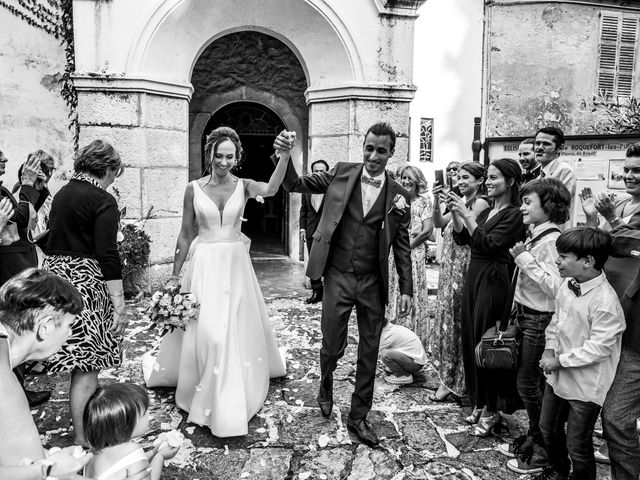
[484,134,639,224]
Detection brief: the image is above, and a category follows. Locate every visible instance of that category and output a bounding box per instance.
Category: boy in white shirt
[500,178,571,474]
[378,318,428,386]
[532,227,625,480]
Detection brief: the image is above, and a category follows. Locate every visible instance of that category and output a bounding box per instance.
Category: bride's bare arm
[245,134,293,199]
[168,183,196,284]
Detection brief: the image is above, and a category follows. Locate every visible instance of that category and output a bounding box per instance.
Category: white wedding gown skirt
[143,179,286,437]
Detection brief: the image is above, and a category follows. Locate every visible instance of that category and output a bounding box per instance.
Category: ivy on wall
[0,0,78,151]
[59,0,79,151]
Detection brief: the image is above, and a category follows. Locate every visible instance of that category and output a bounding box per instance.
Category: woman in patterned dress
[386,165,433,345]
[44,140,128,446]
[428,162,488,402]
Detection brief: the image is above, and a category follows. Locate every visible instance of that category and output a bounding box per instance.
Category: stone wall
[309,99,410,173]
[0,5,74,189]
[76,89,189,287]
[485,1,640,137]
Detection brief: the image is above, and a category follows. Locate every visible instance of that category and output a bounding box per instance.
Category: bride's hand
[165,276,179,292]
[273,130,295,153]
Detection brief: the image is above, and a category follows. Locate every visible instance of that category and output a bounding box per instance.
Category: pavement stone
[26,260,613,480]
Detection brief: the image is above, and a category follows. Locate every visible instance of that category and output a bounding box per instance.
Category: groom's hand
[274,130,295,152]
[398,294,412,317]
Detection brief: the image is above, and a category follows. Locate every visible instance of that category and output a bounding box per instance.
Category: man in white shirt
[535,127,577,227]
[538,227,625,480]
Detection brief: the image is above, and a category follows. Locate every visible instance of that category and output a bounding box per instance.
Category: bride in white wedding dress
[143,126,293,437]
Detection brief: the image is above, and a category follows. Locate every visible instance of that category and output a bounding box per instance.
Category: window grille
[598,11,639,99]
[419,118,433,162]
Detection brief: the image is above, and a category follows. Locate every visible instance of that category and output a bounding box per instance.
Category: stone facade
[1,0,427,288]
[0,5,73,189]
[484,0,640,137]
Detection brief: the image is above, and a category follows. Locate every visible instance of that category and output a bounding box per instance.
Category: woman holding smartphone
[429,162,488,402]
[448,158,526,436]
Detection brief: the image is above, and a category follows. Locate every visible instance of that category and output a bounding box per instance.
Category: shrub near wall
[118,223,151,296]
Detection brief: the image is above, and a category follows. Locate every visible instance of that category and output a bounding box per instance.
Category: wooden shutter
[598,12,639,99]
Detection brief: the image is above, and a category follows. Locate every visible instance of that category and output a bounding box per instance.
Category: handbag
[475,227,561,370]
[475,268,521,370]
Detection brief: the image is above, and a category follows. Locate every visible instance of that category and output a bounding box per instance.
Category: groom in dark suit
[274,122,413,447]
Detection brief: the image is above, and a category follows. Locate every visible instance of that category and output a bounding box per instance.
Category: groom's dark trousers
[321,181,387,420]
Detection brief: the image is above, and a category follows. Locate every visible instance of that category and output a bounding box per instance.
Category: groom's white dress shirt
[361,171,385,216]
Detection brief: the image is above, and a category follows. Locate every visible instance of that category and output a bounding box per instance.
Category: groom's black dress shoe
[305,289,323,304]
[317,377,333,417]
[346,417,379,448]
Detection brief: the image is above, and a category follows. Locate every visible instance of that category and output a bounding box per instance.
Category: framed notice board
[483,134,640,224]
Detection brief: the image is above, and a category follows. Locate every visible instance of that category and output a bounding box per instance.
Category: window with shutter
[598,11,639,100]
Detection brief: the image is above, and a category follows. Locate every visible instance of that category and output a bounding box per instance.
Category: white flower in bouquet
[159,293,172,307]
[151,291,163,302]
[173,294,183,305]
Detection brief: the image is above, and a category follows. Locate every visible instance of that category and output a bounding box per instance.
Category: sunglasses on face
[446,167,458,172]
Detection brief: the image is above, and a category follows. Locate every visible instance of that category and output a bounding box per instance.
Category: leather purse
[475,227,561,370]
[475,268,522,370]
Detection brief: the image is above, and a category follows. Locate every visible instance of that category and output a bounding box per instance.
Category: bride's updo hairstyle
[204,126,243,174]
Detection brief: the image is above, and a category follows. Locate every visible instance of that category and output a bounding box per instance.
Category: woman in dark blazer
[447,158,526,437]
[44,140,128,446]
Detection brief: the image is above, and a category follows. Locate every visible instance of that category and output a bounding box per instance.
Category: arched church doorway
[202,102,287,256]
[188,30,309,259]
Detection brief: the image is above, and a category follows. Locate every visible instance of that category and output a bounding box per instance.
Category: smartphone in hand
[434,169,445,188]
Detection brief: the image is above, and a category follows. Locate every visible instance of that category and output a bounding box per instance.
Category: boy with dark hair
[500,178,571,474]
[530,227,625,480]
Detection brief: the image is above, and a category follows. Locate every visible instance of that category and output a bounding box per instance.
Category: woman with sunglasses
[446,161,461,194]
[44,140,129,447]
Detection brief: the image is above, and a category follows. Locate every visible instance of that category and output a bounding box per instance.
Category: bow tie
[362,175,381,188]
[568,279,581,297]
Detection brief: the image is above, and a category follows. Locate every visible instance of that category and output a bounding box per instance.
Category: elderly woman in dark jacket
[44,140,128,446]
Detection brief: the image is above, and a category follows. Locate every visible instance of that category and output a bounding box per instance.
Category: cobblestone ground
[28,259,611,480]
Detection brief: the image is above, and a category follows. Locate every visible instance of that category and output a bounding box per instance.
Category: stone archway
[189,31,308,257]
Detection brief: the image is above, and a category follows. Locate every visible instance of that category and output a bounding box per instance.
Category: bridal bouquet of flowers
[145,286,199,334]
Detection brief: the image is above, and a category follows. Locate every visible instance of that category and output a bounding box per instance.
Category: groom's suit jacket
[280,160,413,303]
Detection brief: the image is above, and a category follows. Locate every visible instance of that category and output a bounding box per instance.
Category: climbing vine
[59,0,79,151]
[0,0,78,151]
[0,0,60,37]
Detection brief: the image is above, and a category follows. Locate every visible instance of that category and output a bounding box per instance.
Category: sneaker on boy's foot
[497,433,533,458]
[520,466,567,480]
[384,373,413,385]
[506,445,548,474]
[594,442,610,464]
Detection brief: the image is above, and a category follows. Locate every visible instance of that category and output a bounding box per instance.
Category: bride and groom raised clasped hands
[144,122,413,447]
